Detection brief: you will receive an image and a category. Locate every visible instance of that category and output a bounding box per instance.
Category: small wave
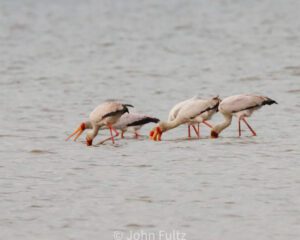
[174,24,193,31]
[284,66,300,76]
[134,164,152,168]
[239,76,261,82]
[126,196,153,203]
[0,134,18,138]
[125,223,156,228]
[287,89,300,93]
[29,149,55,154]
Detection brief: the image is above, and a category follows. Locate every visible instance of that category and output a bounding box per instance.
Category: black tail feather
[262,98,278,106]
[122,104,134,114]
[127,117,160,127]
[123,104,134,108]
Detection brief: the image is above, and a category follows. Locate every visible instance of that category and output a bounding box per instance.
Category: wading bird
[168,96,214,138]
[210,94,277,138]
[66,102,133,146]
[150,96,221,141]
[113,113,159,139]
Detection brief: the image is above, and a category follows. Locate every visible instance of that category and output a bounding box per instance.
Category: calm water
[1,0,300,239]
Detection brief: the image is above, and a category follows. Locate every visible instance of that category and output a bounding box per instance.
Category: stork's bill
[65,122,86,141]
[149,127,162,141]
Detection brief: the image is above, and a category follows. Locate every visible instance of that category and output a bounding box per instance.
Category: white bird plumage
[167,95,214,138]
[211,94,277,138]
[66,101,133,146]
[168,95,200,121]
[150,96,221,141]
[66,94,278,145]
[112,113,159,138]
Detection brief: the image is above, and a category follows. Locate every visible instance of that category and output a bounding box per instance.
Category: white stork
[66,102,133,146]
[112,113,159,139]
[150,96,221,141]
[210,94,277,138]
[168,95,214,138]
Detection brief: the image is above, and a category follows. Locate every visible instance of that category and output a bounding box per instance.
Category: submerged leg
[242,118,257,136]
[134,131,139,139]
[192,125,200,138]
[96,127,119,145]
[109,126,115,144]
[112,128,119,137]
[238,118,241,137]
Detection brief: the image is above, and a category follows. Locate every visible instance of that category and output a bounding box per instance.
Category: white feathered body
[112,113,159,132]
[89,102,128,127]
[170,97,220,125]
[168,96,201,121]
[219,94,276,118]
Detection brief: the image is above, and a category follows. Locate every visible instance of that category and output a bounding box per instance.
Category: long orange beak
[66,123,85,141]
[149,127,162,141]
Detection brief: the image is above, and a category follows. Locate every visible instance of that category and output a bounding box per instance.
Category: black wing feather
[127,117,160,127]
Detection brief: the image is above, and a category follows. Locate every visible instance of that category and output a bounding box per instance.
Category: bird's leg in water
[192,125,200,138]
[112,128,119,137]
[188,125,191,138]
[96,127,119,145]
[238,118,242,137]
[109,126,115,144]
[134,131,139,139]
[242,118,257,136]
[121,130,125,139]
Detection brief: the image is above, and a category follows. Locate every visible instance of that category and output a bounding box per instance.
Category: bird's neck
[161,118,184,132]
[90,125,100,139]
[85,121,93,129]
[214,114,232,134]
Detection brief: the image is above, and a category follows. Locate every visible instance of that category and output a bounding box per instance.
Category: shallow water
[1,0,300,239]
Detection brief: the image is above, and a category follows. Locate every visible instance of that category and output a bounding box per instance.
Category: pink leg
[134,131,139,139]
[121,131,124,139]
[197,123,200,133]
[192,125,200,138]
[203,120,213,128]
[188,125,191,138]
[109,126,115,144]
[96,127,119,145]
[112,128,119,137]
[242,118,257,136]
[238,119,241,137]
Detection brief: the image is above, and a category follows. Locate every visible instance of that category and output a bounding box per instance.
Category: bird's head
[210,129,219,138]
[210,124,223,138]
[65,121,91,142]
[85,131,94,146]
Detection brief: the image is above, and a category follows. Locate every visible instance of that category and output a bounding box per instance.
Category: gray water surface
[1,0,300,239]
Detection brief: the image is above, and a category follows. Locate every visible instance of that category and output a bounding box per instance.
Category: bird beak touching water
[210,130,219,138]
[86,138,93,146]
[65,122,86,141]
[149,127,162,141]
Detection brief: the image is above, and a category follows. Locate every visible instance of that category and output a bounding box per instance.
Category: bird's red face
[86,137,93,146]
[210,130,219,138]
[150,127,163,141]
[66,122,86,141]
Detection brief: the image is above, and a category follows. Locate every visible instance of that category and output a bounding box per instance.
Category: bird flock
[66,94,277,146]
